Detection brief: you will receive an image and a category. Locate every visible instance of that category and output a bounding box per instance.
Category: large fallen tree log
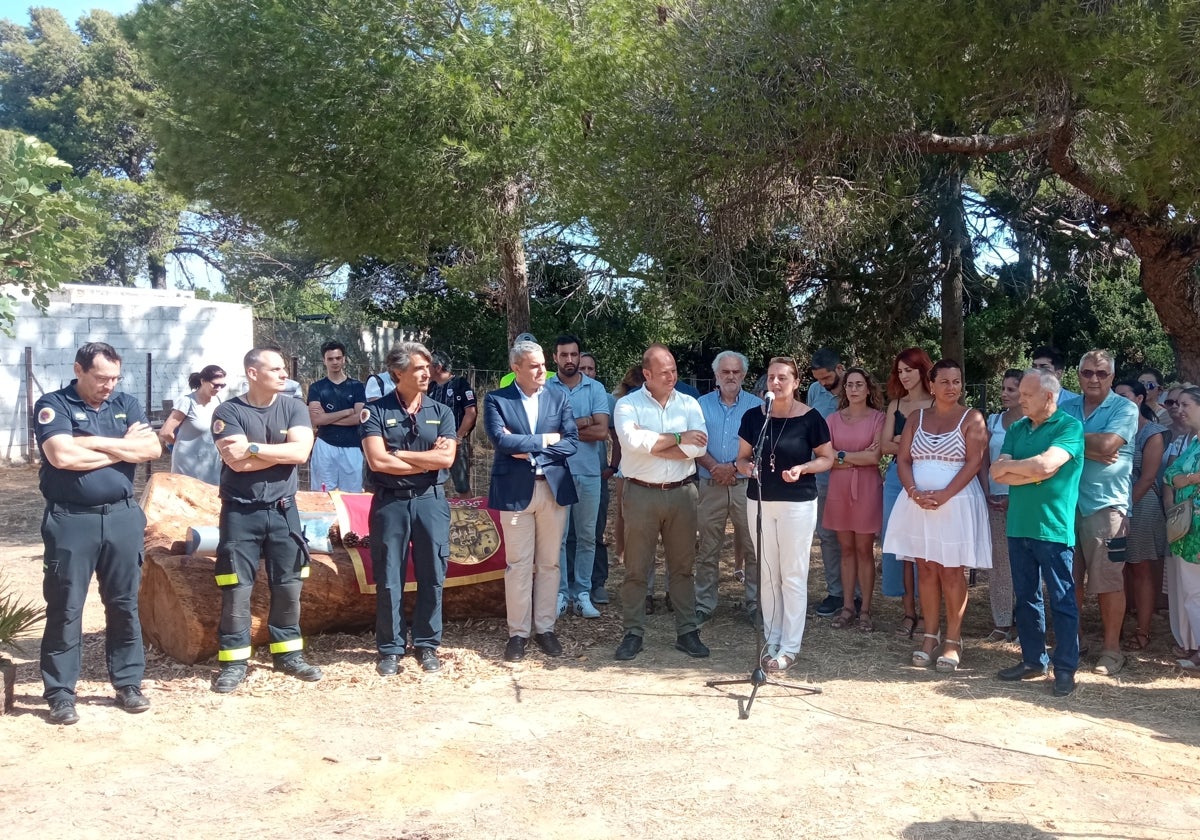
[139,473,506,664]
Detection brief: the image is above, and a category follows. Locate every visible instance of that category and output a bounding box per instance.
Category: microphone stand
[706,394,821,718]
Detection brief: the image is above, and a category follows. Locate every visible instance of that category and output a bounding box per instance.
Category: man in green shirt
[990,369,1085,697]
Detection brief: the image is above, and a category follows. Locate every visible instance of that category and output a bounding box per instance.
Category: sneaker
[273,653,324,682]
[213,663,248,694]
[815,595,843,617]
[115,685,151,713]
[590,586,610,605]
[48,699,79,725]
[575,592,601,619]
[557,592,569,618]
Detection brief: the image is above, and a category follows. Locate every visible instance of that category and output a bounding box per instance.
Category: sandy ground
[2,463,1199,840]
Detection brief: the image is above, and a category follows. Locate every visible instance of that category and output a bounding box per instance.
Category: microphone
[763,390,776,405]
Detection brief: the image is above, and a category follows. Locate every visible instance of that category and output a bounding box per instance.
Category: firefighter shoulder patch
[212,419,226,435]
[37,407,55,424]
[360,408,370,424]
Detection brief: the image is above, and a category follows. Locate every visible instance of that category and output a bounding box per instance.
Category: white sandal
[912,632,940,667]
[936,639,963,673]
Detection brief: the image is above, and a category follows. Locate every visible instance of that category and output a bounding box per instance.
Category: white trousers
[747,498,817,657]
[1167,553,1200,651]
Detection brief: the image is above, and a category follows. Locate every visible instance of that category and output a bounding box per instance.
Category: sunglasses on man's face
[1139,380,1159,391]
[1164,399,1179,407]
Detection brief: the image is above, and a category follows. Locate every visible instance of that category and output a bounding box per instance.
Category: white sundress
[882,409,992,569]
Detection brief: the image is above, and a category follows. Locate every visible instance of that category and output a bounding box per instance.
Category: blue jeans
[880,462,916,597]
[560,474,602,600]
[591,475,610,591]
[815,472,842,598]
[1009,537,1079,673]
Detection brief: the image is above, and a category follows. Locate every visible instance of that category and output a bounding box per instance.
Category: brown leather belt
[626,476,697,491]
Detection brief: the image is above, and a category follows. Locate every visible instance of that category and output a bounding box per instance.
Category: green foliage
[133,0,573,264]
[0,8,186,288]
[0,572,44,657]
[0,131,98,330]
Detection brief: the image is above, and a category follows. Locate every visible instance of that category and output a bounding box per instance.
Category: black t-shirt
[360,392,456,491]
[308,376,367,448]
[213,395,311,503]
[738,408,830,502]
[34,382,147,505]
[429,375,476,429]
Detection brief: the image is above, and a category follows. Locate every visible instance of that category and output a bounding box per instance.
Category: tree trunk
[1,659,13,715]
[138,473,505,664]
[496,179,531,345]
[1119,224,1200,381]
[148,252,167,290]
[936,165,968,365]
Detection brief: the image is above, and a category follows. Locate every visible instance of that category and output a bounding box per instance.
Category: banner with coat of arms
[329,493,506,595]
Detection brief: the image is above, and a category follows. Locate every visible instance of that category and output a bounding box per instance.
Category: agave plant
[0,575,43,662]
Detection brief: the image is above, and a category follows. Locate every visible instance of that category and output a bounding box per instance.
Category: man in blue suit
[486,338,580,662]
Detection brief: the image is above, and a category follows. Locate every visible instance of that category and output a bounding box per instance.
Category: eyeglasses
[210,382,227,390]
[1079,369,1112,380]
[90,374,123,385]
[1138,381,1159,390]
[1164,399,1179,407]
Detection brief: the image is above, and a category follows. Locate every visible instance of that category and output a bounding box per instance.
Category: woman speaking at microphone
[735,357,835,672]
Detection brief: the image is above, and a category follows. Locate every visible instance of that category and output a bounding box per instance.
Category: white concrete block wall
[2,284,254,462]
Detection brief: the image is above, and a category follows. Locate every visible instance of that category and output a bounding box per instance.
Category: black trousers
[215,500,309,662]
[370,486,450,654]
[40,498,146,702]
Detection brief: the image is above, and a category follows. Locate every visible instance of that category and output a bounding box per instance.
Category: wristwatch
[837,450,846,466]
[248,443,261,458]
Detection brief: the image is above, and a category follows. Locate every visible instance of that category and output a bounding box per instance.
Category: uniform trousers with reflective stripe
[370,486,451,654]
[40,499,146,702]
[215,501,309,661]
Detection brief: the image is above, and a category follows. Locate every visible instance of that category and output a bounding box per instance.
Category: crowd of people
[30,334,1200,724]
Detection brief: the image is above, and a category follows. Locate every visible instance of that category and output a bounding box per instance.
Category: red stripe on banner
[331,493,506,595]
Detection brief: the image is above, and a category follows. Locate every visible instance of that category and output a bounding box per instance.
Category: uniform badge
[213,419,226,434]
[385,417,397,427]
[37,407,55,424]
[114,413,127,420]
[73,412,86,421]
[465,389,475,400]
[360,408,371,424]
[447,387,455,397]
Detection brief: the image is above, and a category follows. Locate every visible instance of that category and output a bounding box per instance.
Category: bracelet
[673,432,682,445]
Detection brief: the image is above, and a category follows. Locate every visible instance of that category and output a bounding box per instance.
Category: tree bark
[496,179,531,344]
[936,164,968,365]
[138,473,505,664]
[148,252,167,290]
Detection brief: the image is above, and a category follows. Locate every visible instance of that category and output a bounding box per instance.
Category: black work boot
[213,663,248,694]
[273,653,323,682]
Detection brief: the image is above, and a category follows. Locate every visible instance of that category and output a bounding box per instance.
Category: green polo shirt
[1001,410,1085,545]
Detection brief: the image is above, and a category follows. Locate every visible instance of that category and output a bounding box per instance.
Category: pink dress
[823,409,885,534]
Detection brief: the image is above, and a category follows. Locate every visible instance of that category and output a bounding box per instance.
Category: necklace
[767,413,791,472]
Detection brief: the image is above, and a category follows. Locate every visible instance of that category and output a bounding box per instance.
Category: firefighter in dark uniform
[361,342,457,676]
[34,342,162,725]
[210,347,321,693]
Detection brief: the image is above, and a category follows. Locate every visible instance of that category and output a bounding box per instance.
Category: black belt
[626,476,697,491]
[49,497,135,515]
[225,497,294,511]
[376,485,441,500]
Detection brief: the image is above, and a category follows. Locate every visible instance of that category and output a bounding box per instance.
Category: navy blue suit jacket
[485,383,579,511]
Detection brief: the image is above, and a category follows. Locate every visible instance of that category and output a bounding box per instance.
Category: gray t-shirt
[171,390,223,485]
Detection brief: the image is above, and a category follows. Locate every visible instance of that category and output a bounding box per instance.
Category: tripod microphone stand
[706,397,821,718]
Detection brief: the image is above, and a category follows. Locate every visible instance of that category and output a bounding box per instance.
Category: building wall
[2,284,254,462]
